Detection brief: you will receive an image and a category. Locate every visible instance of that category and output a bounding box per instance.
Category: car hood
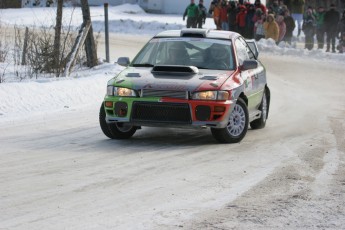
[108,66,239,92]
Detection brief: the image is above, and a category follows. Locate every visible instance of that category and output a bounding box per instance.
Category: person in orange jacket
[264,14,280,42]
[212,1,221,30]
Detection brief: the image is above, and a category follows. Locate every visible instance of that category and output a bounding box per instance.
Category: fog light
[115,102,128,117]
[214,106,225,112]
[195,105,211,121]
[105,101,113,108]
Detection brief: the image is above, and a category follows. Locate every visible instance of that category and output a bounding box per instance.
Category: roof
[153,29,240,40]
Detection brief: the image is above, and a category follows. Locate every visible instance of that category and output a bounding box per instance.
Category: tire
[99,103,137,139]
[250,90,268,129]
[211,98,249,143]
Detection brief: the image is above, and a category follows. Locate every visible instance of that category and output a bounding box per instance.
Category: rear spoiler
[246,39,259,59]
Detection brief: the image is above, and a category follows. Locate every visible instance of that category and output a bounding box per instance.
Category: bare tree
[80,0,98,67]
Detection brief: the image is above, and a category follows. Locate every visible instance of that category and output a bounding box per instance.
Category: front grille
[131,102,192,124]
[141,89,188,99]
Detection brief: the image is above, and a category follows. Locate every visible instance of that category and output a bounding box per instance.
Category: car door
[234,37,265,112]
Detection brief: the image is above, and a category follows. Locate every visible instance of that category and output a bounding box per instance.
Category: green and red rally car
[99,29,270,143]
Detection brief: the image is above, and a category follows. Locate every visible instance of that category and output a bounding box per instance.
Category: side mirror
[117,57,130,66]
[241,60,258,71]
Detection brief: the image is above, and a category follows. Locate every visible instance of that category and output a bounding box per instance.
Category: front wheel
[211,98,249,143]
[99,103,137,139]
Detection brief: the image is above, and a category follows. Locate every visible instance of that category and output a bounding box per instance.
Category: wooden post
[104,3,110,63]
[80,0,98,67]
[21,27,29,65]
[53,0,63,77]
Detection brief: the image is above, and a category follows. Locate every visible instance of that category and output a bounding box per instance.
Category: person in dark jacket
[245,4,256,38]
[324,4,340,52]
[283,9,296,44]
[227,1,238,32]
[183,0,199,28]
[302,7,316,50]
[196,0,207,28]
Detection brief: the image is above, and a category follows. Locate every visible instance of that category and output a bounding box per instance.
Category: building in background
[0,0,22,8]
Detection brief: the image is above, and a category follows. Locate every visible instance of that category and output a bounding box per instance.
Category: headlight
[107,86,137,97]
[192,91,229,100]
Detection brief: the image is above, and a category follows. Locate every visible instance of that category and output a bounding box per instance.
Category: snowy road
[1,36,345,229]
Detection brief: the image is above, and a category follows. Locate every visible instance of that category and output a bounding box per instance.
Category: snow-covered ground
[0,4,345,230]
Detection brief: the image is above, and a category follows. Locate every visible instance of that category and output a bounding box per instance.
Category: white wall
[162,0,212,15]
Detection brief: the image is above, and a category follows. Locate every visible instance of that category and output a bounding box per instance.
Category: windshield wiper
[132,63,154,67]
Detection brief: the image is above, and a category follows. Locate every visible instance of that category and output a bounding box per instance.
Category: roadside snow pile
[0,63,122,121]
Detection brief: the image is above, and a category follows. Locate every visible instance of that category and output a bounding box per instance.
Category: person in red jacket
[236,5,247,36]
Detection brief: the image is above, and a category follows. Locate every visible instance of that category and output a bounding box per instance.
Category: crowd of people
[183,0,345,53]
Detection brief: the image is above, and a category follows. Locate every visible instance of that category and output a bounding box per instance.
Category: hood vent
[152,65,199,75]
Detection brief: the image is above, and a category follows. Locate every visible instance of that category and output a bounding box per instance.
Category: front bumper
[104,96,235,129]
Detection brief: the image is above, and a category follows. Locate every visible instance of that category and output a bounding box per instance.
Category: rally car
[99,29,270,143]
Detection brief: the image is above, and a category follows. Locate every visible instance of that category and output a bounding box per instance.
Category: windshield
[131,38,235,70]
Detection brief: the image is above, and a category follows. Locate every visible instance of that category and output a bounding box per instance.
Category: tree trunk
[53,0,63,77]
[80,0,98,67]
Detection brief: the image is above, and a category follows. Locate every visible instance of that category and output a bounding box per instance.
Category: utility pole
[80,0,98,67]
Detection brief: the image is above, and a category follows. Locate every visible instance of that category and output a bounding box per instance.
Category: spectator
[254,0,267,15]
[302,7,316,50]
[337,10,345,53]
[212,1,222,30]
[276,15,286,43]
[208,0,218,15]
[290,0,305,37]
[245,4,256,38]
[283,0,292,12]
[264,14,279,42]
[183,0,199,28]
[283,9,296,44]
[254,8,266,41]
[315,6,326,49]
[324,4,340,52]
[269,0,282,16]
[236,5,247,36]
[227,1,238,32]
[196,0,207,28]
[219,1,229,30]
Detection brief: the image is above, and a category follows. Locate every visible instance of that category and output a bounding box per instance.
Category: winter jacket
[324,9,340,33]
[236,8,247,28]
[264,14,279,41]
[290,0,305,14]
[197,4,207,22]
[219,6,228,22]
[284,15,296,37]
[227,7,237,26]
[183,3,199,19]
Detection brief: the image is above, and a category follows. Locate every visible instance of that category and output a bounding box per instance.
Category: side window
[234,38,249,65]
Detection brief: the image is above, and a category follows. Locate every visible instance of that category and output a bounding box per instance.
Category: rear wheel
[211,98,249,143]
[99,103,137,139]
[250,90,268,129]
